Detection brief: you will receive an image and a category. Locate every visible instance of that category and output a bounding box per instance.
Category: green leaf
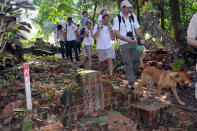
[11,24,20,29]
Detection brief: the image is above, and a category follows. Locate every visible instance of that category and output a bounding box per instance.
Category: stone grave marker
[77,70,104,116]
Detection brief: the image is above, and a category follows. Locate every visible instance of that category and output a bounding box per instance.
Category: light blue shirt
[81,17,88,25]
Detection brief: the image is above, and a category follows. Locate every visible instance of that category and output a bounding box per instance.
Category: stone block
[69,106,78,114]
[104,105,111,110]
[175,112,191,121]
[78,104,84,110]
[110,97,116,104]
[101,79,113,89]
[77,111,84,119]
[103,87,111,93]
[131,101,170,126]
[104,98,109,105]
[77,70,104,116]
[180,120,195,130]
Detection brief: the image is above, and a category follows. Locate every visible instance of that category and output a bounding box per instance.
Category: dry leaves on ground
[1,100,24,124]
[108,114,137,131]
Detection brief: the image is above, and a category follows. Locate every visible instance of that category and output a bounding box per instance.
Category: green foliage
[112,41,119,50]
[13,108,26,122]
[187,57,194,66]
[33,100,40,108]
[21,40,34,48]
[95,119,105,124]
[172,59,185,72]
[0,0,34,57]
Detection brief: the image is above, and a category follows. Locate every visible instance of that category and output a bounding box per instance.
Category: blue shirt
[81,17,88,25]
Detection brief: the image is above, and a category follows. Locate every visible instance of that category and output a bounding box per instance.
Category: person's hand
[127,38,137,43]
[97,24,102,31]
[140,39,145,45]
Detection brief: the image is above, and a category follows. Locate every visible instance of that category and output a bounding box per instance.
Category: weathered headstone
[77,70,104,116]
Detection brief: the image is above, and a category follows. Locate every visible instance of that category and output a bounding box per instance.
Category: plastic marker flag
[23,63,32,111]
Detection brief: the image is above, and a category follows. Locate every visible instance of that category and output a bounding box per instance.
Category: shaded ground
[0,51,197,130]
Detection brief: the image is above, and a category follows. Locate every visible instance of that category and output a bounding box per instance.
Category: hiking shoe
[76,58,80,61]
[128,83,135,91]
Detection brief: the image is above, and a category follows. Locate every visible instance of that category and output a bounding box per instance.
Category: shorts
[84,45,93,57]
[97,47,115,61]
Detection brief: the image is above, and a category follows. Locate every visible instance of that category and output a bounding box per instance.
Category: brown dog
[140,56,189,105]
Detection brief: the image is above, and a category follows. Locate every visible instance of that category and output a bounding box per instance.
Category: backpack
[79,28,86,41]
[117,13,134,30]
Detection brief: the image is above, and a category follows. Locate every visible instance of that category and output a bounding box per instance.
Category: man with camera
[113,0,145,90]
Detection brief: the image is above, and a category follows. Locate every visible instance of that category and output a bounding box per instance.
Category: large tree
[169,0,186,47]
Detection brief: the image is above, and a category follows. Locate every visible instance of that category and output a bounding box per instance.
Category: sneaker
[76,58,80,61]
[128,83,135,91]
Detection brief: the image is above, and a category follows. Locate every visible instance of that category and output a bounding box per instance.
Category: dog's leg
[157,85,163,96]
[170,86,185,105]
[141,72,149,87]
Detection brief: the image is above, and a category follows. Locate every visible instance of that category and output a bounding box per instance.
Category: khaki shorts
[84,45,93,57]
[97,47,115,61]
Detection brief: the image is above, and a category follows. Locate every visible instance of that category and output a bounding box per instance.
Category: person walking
[113,0,145,90]
[93,14,115,78]
[81,21,93,69]
[56,24,68,59]
[66,17,80,62]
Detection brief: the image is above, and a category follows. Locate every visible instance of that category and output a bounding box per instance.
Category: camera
[126,31,134,40]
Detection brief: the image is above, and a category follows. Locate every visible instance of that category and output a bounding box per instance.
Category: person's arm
[135,28,145,44]
[74,28,78,37]
[55,30,58,43]
[108,24,114,39]
[74,25,78,39]
[187,38,197,47]
[92,25,101,39]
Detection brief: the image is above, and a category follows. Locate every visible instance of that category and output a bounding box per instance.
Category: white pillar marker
[23,63,32,111]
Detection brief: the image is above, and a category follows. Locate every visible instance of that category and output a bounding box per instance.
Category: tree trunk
[160,0,165,30]
[136,0,140,24]
[118,0,124,9]
[169,0,186,47]
[92,1,98,27]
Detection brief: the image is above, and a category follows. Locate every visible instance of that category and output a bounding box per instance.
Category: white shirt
[93,24,113,49]
[66,23,77,41]
[57,30,65,42]
[113,12,140,45]
[83,28,93,46]
[187,13,197,39]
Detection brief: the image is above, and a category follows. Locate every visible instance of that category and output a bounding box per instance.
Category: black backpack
[117,13,134,30]
[79,28,86,41]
